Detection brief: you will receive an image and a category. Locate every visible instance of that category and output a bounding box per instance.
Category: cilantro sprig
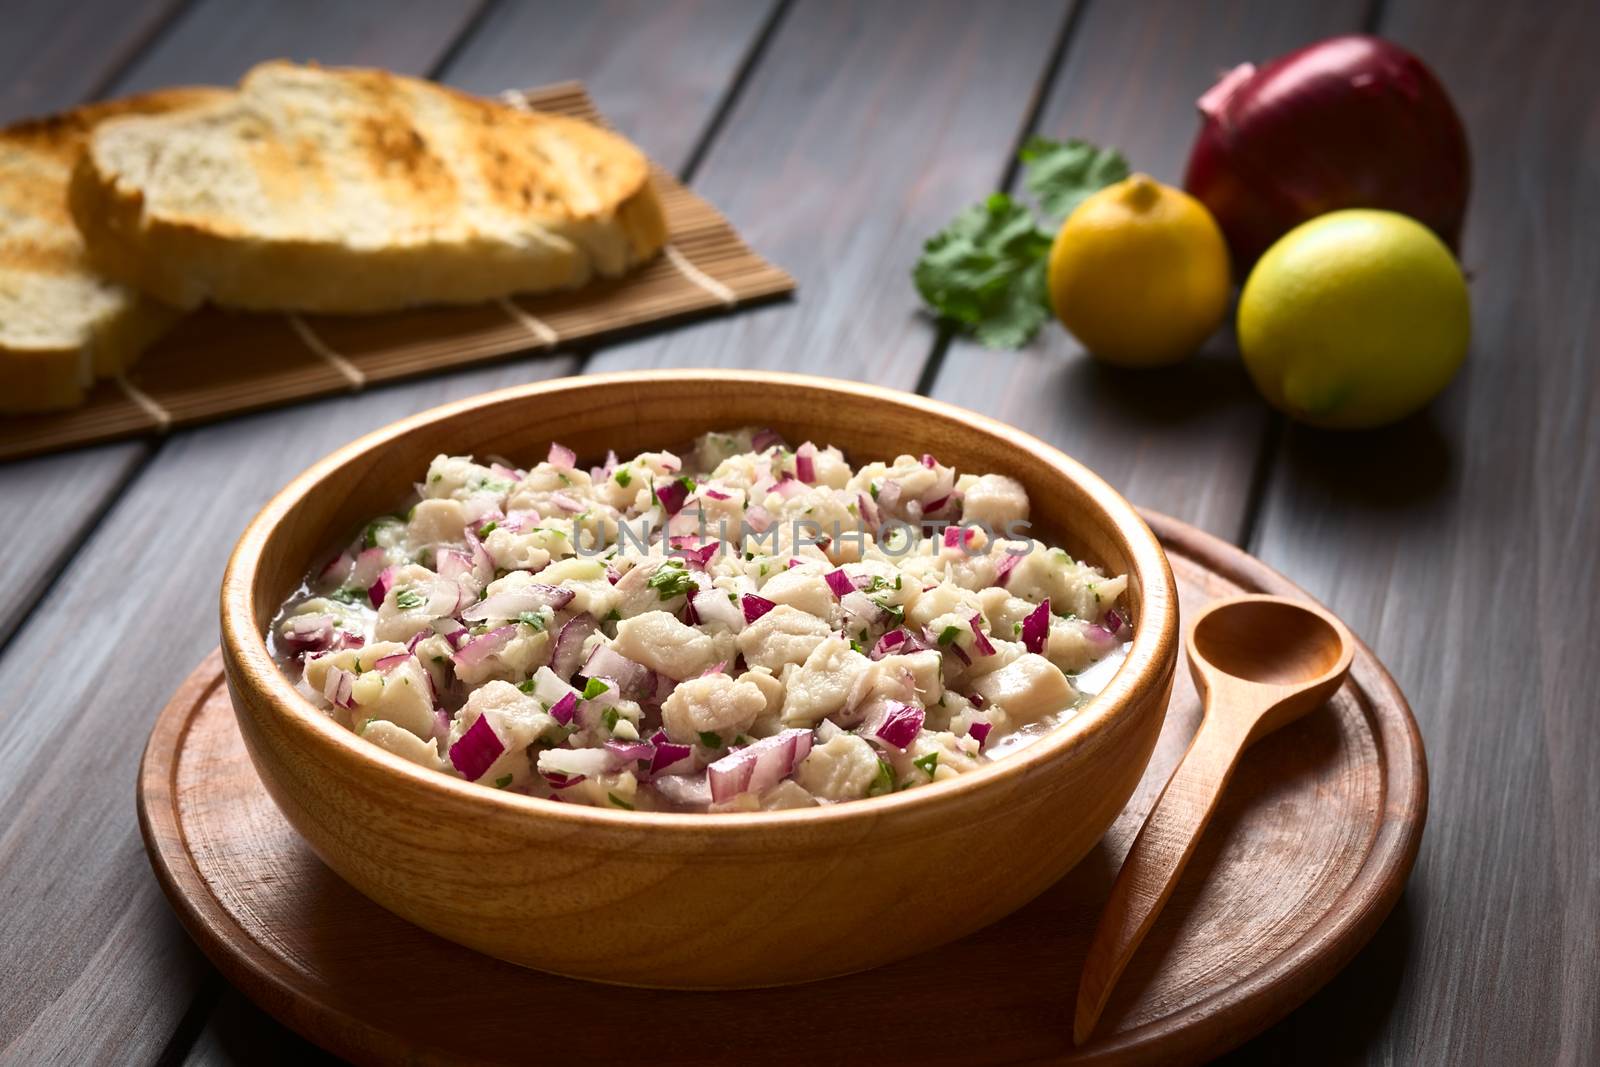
[913,137,1128,349]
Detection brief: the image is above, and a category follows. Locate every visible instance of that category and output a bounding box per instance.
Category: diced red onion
[461,584,574,622]
[968,720,992,748]
[448,714,504,780]
[946,640,971,667]
[751,428,784,452]
[824,569,854,598]
[582,645,653,701]
[322,666,355,708]
[1104,608,1125,635]
[550,613,597,680]
[451,625,516,669]
[349,547,387,589]
[366,566,396,610]
[742,594,776,623]
[857,491,881,529]
[967,691,988,710]
[942,525,962,549]
[795,442,817,484]
[707,728,814,803]
[435,549,473,584]
[319,551,353,583]
[435,619,469,650]
[995,551,1021,587]
[334,632,365,651]
[772,476,805,501]
[876,480,903,517]
[548,691,579,725]
[373,651,411,672]
[869,629,907,660]
[1085,622,1118,655]
[966,614,992,655]
[461,527,495,581]
[704,487,732,501]
[650,740,693,776]
[542,772,586,790]
[604,739,655,767]
[489,463,524,483]
[1022,599,1051,655]
[745,505,772,533]
[655,480,690,516]
[920,454,937,469]
[548,492,585,514]
[870,701,924,750]
[547,442,576,470]
[691,590,743,631]
[282,614,335,652]
[670,539,721,568]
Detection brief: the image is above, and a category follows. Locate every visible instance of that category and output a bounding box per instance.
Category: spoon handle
[1074,708,1253,1044]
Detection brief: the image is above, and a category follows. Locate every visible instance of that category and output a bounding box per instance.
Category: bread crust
[0,88,222,413]
[72,63,669,314]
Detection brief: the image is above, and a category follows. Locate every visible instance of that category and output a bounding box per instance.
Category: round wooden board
[138,511,1426,1066]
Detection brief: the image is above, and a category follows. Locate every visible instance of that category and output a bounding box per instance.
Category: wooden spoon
[1074,594,1355,1044]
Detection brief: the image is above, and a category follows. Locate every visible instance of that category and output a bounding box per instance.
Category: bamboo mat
[0,83,794,462]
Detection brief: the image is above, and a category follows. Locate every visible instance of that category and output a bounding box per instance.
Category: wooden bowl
[219,370,1178,989]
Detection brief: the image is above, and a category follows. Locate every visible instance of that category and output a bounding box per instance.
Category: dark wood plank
[587,0,1073,390]
[0,4,784,1061]
[0,0,184,122]
[444,0,779,173]
[0,6,507,1060]
[929,0,1366,539]
[1243,0,1600,1062]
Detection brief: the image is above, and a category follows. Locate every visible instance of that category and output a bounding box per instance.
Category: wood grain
[587,0,1074,389]
[142,514,1424,1065]
[0,0,184,123]
[1241,0,1600,1062]
[216,370,1177,987]
[928,0,1366,540]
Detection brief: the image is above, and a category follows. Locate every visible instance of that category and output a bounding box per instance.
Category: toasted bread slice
[0,90,223,413]
[71,62,669,314]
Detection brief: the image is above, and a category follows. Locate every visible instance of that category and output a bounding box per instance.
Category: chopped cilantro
[869,481,880,500]
[358,718,374,735]
[876,600,906,626]
[614,468,633,487]
[867,758,896,797]
[646,561,696,600]
[477,521,499,537]
[517,678,538,694]
[494,774,513,789]
[697,731,723,749]
[517,610,545,631]
[582,677,610,701]
[330,587,364,605]
[913,752,939,777]
[601,707,620,731]
[394,588,424,610]
[603,608,623,622]
[608,792,635,810]
[937,625,961,645]
[850,639,864,654]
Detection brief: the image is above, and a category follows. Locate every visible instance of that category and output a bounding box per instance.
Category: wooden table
[1,1,1593,1063]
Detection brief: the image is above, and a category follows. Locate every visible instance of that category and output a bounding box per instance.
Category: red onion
[1184,34,1470,271]
[372,650,411,672]
[449,714,504,779]
[857,491,881,530]
[772,476,806,501]
[704,487,732,501]
[707,728,813,802]
[824,569,855,599]
[435,549,473,584]
[604,739,656,767]
[547,442,576,469]
[282,614,335,652]
[745,505,772,533]
[869,701,924,750]
[461,527,495,581]
[461,584,573,621]
[1104,608,1125,636]
[795,442,817,484]
[582,645,653,701]
[968,613,995,657]
[751,428,785,452]
[869,629,907,660]
[550,614,597,680]
[349,547,387,589]
[548,492,585,514]
[741,594,777,623]
[321,665,355,708]
[542,772,585,790]
[451,625,516,669]
[690,589,743,631]
[968,720,992,748]
[650,740,693,776]
[319,551,353,583]
[366,566,395,609]
[920,454,937,469]
[548,691,578,725]
[994,551,1021,588]
[1022,599,1051,655]
[655,479,690,516]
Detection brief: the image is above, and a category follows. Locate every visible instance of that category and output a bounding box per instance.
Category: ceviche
[271,428,1131,812]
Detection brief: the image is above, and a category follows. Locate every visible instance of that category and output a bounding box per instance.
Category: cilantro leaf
[913,194,1054,349]
[1020,136,1130,220]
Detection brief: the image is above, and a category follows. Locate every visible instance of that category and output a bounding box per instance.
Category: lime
[1237,209,1469,429]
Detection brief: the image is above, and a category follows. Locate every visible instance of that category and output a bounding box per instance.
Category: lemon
[1047,174,1231,366]
[1238,209,1470,429]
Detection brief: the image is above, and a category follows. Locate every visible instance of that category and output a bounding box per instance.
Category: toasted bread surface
[73,63,668,313]
[0,90,220,413]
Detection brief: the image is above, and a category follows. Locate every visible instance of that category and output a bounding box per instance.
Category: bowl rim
[221,369,1177,836]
